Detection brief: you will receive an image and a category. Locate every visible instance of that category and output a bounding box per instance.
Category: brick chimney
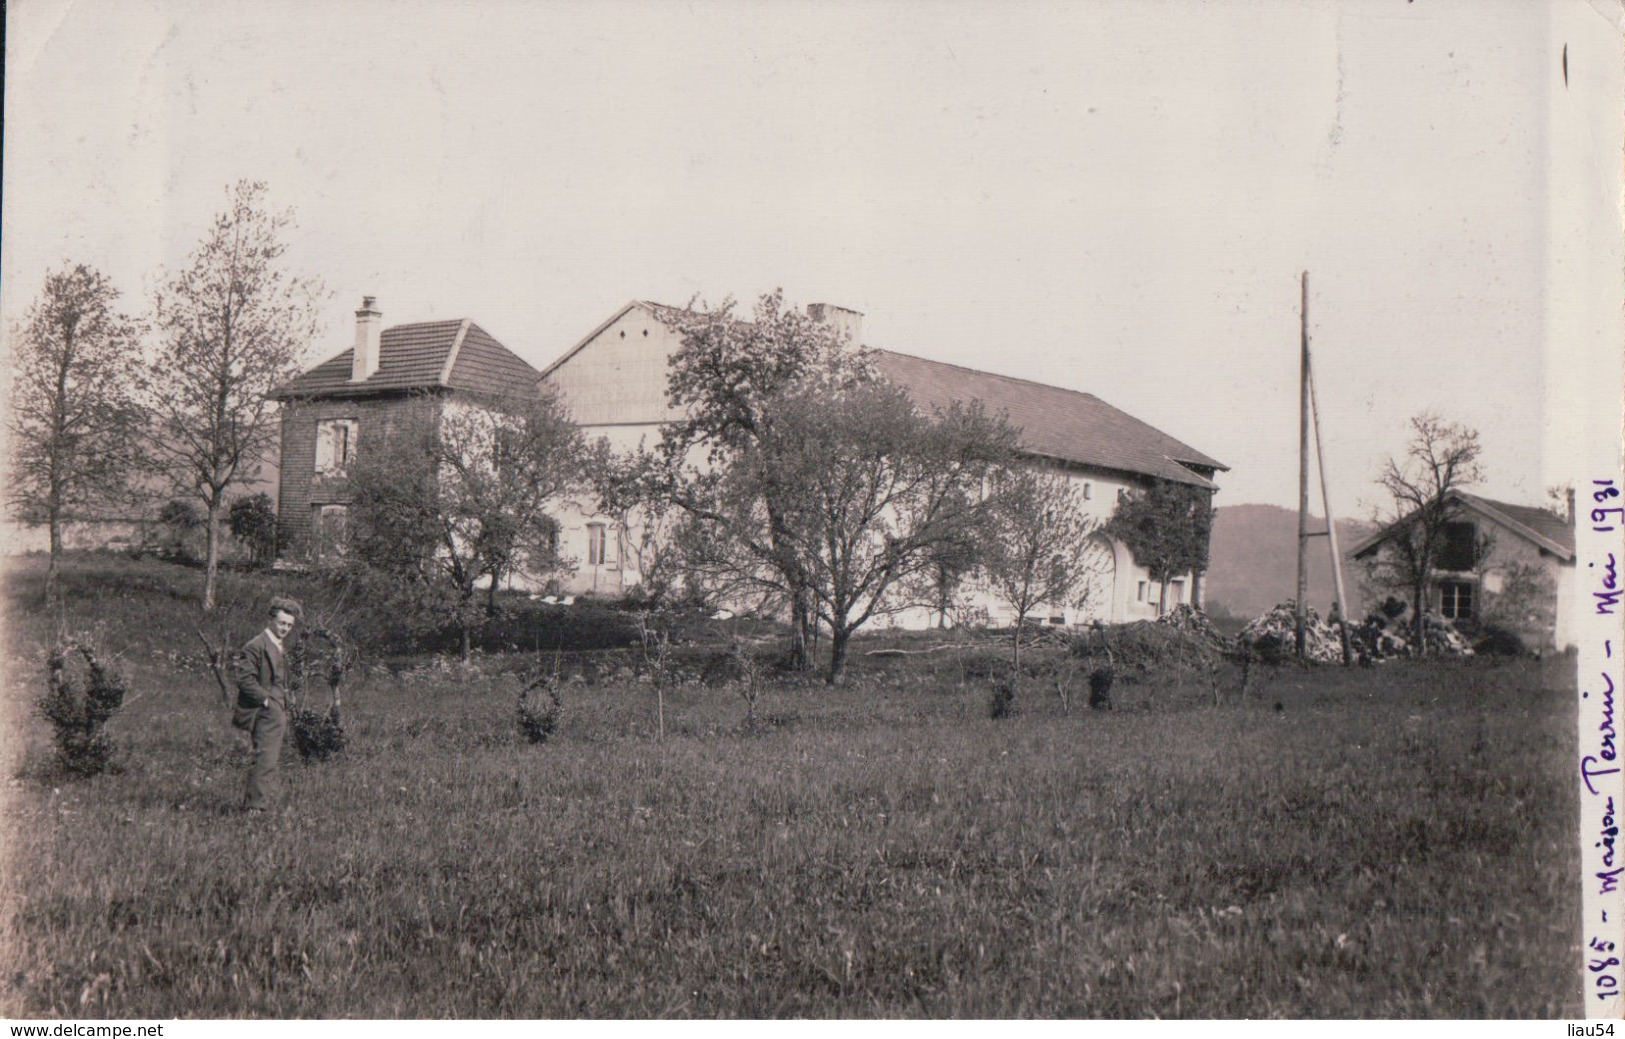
[806,302,863,347]
[351,296,382,382]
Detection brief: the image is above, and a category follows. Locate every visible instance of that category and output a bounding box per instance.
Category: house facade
[540,299,1227,625]
[1349,490,1577,650]
[269,297,544,565]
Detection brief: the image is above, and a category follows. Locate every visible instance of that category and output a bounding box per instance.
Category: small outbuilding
[1348,490,1577,651]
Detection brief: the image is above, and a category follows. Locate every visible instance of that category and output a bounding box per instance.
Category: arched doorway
[1078,533,1117,623]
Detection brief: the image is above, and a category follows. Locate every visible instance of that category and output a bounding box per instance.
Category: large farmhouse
[269,296,1227,626]
[541,300,1227,625]
[269,298,544,564]
[1349,490,1577,651]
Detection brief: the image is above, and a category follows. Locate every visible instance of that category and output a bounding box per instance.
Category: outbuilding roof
[271,319,542,400]
[1348,490,1575,561]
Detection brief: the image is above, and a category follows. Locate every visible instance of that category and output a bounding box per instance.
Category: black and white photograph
[1,0,1621,1022]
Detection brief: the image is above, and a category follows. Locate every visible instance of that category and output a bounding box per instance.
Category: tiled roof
[449,323,548,396]
[272,319,541,399]
[1348,490,1575,561]
[542,300,1226,487]
[871,350,1226,487]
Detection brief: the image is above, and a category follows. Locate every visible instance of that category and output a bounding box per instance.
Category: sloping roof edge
[1018,449,1219,489]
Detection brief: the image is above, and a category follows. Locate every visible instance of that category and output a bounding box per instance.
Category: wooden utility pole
[1308,363,1354,665]
[1296,272,1310,660]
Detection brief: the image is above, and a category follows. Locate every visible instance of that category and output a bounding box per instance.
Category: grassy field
[0,555,1583,1018]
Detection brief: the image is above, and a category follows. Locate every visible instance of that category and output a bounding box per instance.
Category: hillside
[1203,503,1374,621]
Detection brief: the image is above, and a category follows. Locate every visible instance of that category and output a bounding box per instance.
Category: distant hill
[1202,503,1374,622]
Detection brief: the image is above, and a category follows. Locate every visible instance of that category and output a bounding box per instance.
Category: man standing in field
[232,596,301,814]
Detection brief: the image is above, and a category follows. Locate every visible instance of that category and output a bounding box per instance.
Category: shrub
[38,640,128,776]
[285,627,352,762]
[228,493,277,569]
[516,670,563,744]
[1070,620,1220,672]
[1088,667,1115,710]
[1473,624,1527,657]
[289,707,347,761]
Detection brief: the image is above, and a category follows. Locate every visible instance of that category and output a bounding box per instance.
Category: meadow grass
[0,555,1582,1018]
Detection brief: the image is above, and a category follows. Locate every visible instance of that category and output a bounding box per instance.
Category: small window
[1438,521,1478,571]
[587,522,612,566]
[1136,581,1148,603]
[1168,579,1186,605]
[1440,580,1475,620]
[315,419,358,474]
[1082,482,1092,500]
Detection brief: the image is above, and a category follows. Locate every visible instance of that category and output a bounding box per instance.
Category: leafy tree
[228,492,278,568]
[1103,478,1214,615]
[696,381,1014,683]
[7,264,146,603]
[346,390,582,661]
[981,467,1101,669]
[1363,413,1484,651]
[141,180,326,611]
[659,290,869,668]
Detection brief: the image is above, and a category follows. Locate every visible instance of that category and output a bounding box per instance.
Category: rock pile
[1238,600,1474,664]
[1237,601,1347,663]
[1351,611,1474,661]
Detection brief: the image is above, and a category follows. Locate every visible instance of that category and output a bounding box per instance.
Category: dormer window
[315,419,358,475]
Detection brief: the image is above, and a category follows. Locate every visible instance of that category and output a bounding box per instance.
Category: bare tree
[981,467,1101,669]
[8,264,147,604]
[141,181,326,610]
[1367,412,1485,650]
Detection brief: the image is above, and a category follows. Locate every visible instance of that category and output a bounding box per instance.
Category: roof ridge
[439,319,473,385]
[874,348,1103,403]
[382,317,466,331]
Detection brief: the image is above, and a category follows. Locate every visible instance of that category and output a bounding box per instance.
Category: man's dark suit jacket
[233,630,286,710]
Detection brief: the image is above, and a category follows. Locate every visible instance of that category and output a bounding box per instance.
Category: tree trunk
[827,626,851,685]
[1011,616,1023,671]
[45,507,63,606]
[1158,578,1169,617]
[1412,580,1428,657]
[786,585,813,671]
[202,496,223,611]
[486,573,500,615]
[461,622,473,663]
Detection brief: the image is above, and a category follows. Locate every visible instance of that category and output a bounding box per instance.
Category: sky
[4,0,1620,514]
